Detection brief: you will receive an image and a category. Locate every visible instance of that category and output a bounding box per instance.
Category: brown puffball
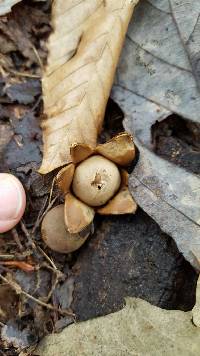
[41,205,90,253]
[72,155,121,207]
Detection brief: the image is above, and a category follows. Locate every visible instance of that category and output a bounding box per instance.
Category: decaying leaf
[97,168,137,215]
[112,0,200,269]
[56,163,75,194]
[97,188,137,215]
[70,143,94,164]
[0,0,21,15]
[36,297,200,356]
[39,0,139,174]
[96,132,135,166]
[64,193,95,234]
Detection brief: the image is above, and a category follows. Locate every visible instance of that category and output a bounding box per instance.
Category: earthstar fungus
[41,132,137,253]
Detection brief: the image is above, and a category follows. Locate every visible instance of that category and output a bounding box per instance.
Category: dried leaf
[98,168,137,215]
[96,132,135,166]
[97,188,137,215]
[70,143,94,164]
[0,0,21,15]
[112,0,200,269]
[36,297,200,356]
[39,0,139,174]
[56,163,75,194]
[64,193,95,234]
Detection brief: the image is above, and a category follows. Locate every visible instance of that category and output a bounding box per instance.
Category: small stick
[11,228,23,252]
[31,195,48,234]
[0,250,32,261]
[0,254,16,260]
[37,246,57,271]
[10,70,40,79]
[20,221,35,249]
[32,195,58,234]
[21,220,58,272]
[32,45,43,69]
[48,177,56,206]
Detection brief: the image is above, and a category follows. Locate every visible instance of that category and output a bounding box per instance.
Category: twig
[10,69,40,78]
[0,321,5,327]
[0,251,32,261]
[20,221,35,249]
[48,177,56,206]
[37,246,57,271]
[0,254,16,260]
[21,219,58,271]
[31,196,48,234]
[32,195,58,234]
[30,95,42,113]
[32,45,43,69]
[0,274,75,318]
[11,228,23,252]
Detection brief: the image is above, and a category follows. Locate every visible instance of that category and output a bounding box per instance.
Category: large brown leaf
[39,0,139,174]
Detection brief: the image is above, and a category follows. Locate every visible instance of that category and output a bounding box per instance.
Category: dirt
[0,2,199,355]
[152,115,200,175]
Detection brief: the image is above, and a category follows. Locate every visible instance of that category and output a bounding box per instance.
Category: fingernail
[0,173,26,233]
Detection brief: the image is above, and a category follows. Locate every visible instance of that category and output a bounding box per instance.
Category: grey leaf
[112,0,200,269]
[0,0,21,15]
[169,0,200,88]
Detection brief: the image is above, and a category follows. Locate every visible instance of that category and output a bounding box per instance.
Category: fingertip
[0,173,26,233]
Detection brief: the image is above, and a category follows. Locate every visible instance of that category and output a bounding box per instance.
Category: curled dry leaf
[56,163,75,194]
[96,132,135,166]
[41,205,90,253]
[70,143,94,164]
[97,168,137,215]
[97,188,137,215]
[39,0,139,174]
[64,193,95,234]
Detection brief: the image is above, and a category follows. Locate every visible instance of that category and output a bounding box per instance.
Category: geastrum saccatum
[41,132,137,253]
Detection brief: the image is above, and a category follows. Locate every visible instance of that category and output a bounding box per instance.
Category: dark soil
[152,115,200,175]
[0,2,198,355]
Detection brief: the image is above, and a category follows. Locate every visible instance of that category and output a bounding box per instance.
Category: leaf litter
[0,0,200,355]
